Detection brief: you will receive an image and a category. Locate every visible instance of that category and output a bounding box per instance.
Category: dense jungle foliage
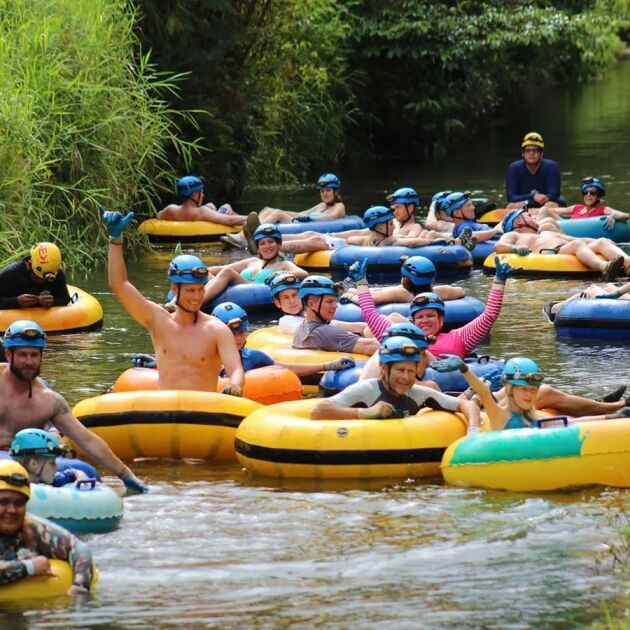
[1,0,629,268]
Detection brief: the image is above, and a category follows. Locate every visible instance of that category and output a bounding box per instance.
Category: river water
[4,64,630,628]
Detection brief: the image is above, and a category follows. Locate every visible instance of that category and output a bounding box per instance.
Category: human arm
[311,380,393,419]
[50,393,148,492]
[216,323,245,394]
[424,201,453,232]
[457,398,482,434]
[493,233,523,254]
[541,160,561,203]
[104,209,163,329]
[602,207,629,221]
[432,284,465,300]
[279,356,355,376]
[278,260,309,279]
[595,281,630,299]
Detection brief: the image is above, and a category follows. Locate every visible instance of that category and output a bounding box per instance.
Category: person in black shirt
[0,243,70,310]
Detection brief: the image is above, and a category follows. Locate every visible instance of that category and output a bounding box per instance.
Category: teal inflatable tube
[28,481,123,534]
[559,217,630,242]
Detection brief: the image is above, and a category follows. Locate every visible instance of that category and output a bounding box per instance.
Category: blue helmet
[316,173,341,190]
[501,207,528,233]
[298,275,338,300]
[253,223,282,245]
[388,187,419,206]
[580,177,605,196]
[400,256,436,287]
[167,255,209,285]
[211,302,249,332]
[10,429,66,459]
[441,192,471,217]
[383,323,430,350]
[177,175,204,198]
[363,206,394,229]
[409,292,445,317]
[502,357,544,386]
[269,272,301,298]
[3,320,46,350]
[379,336,422,365]
[432,190,453,212]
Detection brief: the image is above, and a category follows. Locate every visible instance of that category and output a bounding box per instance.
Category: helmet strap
[310,296,328,323]
[175,286,199,324]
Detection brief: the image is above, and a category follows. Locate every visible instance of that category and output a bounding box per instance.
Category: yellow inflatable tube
[0,560,99,601]
[0,286,103,334]
[477,208,509,225]
[483,252,599,278]
[235,398,467,479]
[294,250,333,272]
[245,327,370,394]
[72,390,261,461]
[138,218,241,244]
[442,418,630,491]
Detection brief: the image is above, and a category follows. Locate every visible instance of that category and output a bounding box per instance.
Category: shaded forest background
[0,0,628,268]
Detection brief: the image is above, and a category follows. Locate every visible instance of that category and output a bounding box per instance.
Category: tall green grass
[0,0,201,271]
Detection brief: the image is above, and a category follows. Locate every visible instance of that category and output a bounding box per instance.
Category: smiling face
[412,309,443,337]
[307,294,338,322]
[273,288,302,315]
[509,384,539,411]
[257,237,280,260]
[0,490,27,536]
[381,360,418,396]
[391,203,413,223]
[582,188,601,207]
[173,283,206,312]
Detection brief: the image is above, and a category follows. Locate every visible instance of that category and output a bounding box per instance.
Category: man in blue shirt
[506,132,564,209]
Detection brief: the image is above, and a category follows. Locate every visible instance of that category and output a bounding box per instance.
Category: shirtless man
[495,207,630,280]
[158,175,246,227]
[0,320,147,493]
[103,209,245,394]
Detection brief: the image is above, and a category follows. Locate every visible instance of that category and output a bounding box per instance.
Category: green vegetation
[0,0,197,270]
[1,0,629,269]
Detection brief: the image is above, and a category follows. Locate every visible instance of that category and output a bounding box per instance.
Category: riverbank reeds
[0,0,201,271]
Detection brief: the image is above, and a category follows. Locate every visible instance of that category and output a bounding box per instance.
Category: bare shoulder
[48,390,71,417]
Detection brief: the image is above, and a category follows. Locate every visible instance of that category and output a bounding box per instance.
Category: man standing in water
[102,209,245,394]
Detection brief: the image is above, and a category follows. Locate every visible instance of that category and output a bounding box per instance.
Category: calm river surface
[4,64,630,628]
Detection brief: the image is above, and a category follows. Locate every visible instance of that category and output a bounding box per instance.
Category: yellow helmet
[30,242,62,281]
[521,132,544,150]
[0,460,30,499]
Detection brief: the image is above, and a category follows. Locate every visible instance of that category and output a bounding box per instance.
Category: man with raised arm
[102,209,245,394]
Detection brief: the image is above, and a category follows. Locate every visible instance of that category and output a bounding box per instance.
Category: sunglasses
[583,189,599,196]
[170,266,209,279]
[506,372,545,383]
[4,328,46,342]
[522,147,542,154]
[0,473,29,487]
[226,317,248,332]
[382,343,419,357]
[411,295,444,308]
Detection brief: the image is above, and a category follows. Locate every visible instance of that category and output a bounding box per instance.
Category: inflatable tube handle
[75,478,97,490]
[70,292,80,304]
[535,416,568,428]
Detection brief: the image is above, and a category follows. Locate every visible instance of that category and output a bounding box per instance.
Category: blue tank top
[504,411,535,430]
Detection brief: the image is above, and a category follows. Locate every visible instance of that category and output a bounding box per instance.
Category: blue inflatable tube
[201,283,277,317]
[559,217,630,243]
[330,245,472,283]
[333,296,485,332]
[554,297,630,340]
[276,216,365,235]
[470,239,498,265]
[319,357,505,397]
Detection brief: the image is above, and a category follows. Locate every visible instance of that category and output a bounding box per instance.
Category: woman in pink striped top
[353,256,517,358]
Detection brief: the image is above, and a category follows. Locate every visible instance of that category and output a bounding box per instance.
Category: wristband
[108,235,123,245]
[23,559,35,576]
[461,363,470,373]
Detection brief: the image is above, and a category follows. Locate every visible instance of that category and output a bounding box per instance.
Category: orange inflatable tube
[112,365,302,406]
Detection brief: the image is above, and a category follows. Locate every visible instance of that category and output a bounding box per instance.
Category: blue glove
[595,292,620,300]
[101,206,135,238]
[346,258,368,283]
[430,354,467,373]
[481,367,504,392]
[120,469,149,494]
[132,353,156,369]
[292,215,312,223]
[494,256,518,283]
[511,246,531,256]
[602,215,616,232]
